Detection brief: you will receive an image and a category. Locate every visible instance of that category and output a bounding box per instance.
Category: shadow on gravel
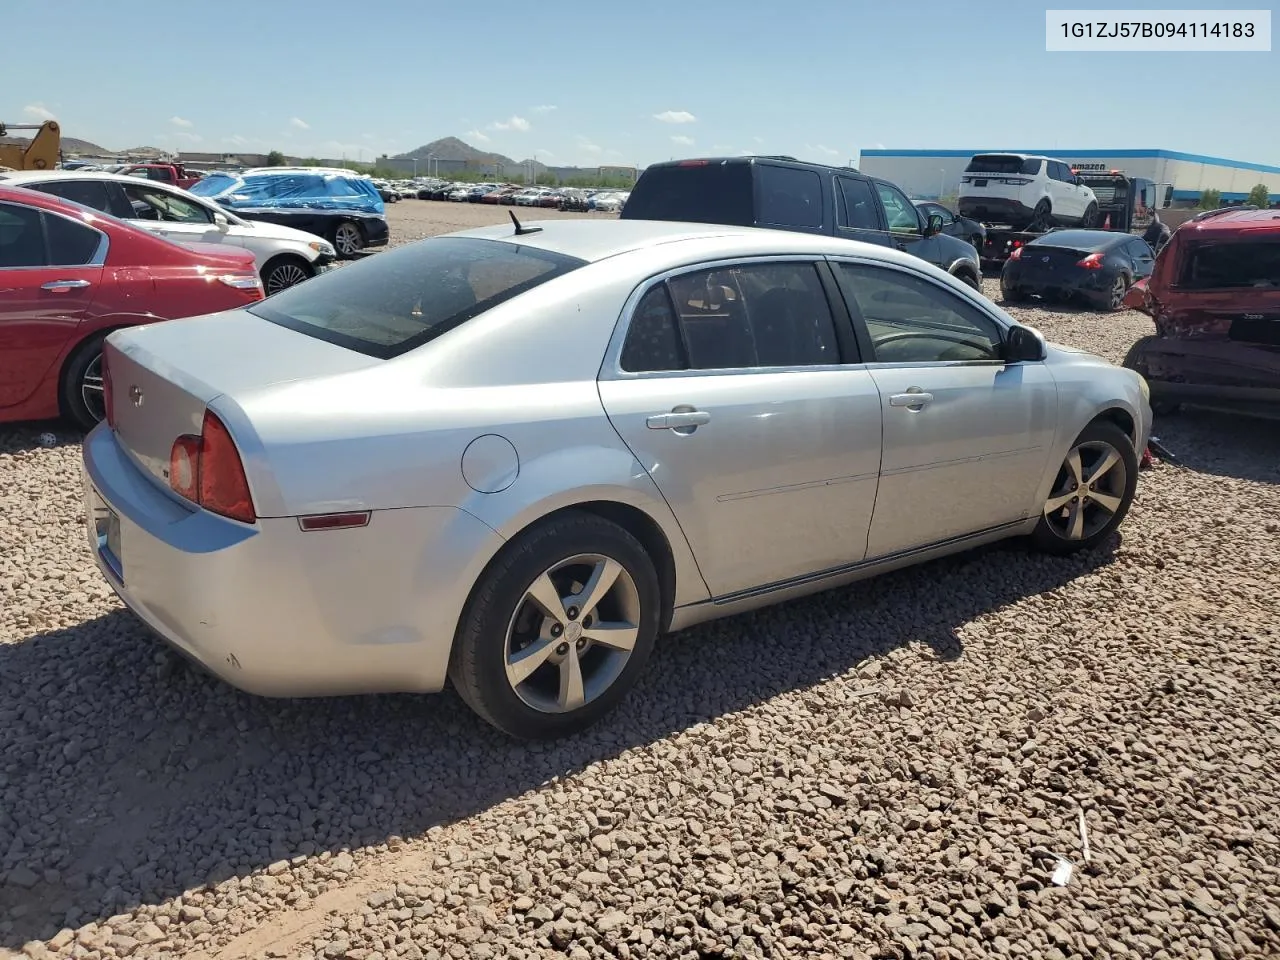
[1150,408,1280,485]
[0,424,84,455]
[0,535,1120,946]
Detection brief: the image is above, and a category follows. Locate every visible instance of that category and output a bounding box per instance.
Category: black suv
[620,156,983,289]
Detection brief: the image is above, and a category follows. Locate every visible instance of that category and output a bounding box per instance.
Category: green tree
[265,150,286,167]
[1197,188,1222,210]
[1246,182,1272,208]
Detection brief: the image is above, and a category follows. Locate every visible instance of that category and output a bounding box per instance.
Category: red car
[1123,207,1280,418]
[0,185,263,430]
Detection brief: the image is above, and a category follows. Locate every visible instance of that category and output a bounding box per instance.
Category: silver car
[82,219,1151,739]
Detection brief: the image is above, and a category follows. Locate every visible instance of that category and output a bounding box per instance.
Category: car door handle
[41,279,91,292]
[889,391,934,409]
[646,409,711,430]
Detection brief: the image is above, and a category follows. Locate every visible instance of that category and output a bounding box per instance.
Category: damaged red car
[1123,207,1280,418]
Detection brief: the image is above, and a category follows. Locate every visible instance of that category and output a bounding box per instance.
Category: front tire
[449,511,661,739]
[60,332,109,432]
[330,221,365,259]
[1032,421,1138,554]
[261,255,313,295]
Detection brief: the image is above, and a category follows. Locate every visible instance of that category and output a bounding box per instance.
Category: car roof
[641,155,867,178]
[447,217,926,267]
[0,170,186,188]
[1183,208,1280,234]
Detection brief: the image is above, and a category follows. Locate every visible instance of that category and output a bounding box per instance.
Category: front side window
[0,203,47,267]
[120,183,212,223]
[251,237,586,359]
[875,182,921,234]
[834,261,1003,363]
[662,261,841,370]
[757,166,823,229]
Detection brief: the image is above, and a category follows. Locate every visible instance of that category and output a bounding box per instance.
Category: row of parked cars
[416,179,630,213]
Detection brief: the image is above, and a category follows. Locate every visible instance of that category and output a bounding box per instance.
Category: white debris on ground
[0,211,1277,960]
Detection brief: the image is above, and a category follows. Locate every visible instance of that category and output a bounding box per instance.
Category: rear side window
[837,177,880,230]
[757,166,823,230]
[619,162,753,225]
[1178,240,1280,289]
[45,213,102,265]
[250,237,586,359]
[661,262,840,369]
[30,179,112,214]
[620,286,686,372]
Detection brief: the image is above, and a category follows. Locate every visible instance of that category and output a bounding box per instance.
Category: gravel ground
[2,204,1278,960]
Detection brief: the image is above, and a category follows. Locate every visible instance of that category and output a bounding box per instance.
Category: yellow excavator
[0,120,61,171]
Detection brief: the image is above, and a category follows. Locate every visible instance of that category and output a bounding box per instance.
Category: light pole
[413,157,418,177]
[939,169,946,199]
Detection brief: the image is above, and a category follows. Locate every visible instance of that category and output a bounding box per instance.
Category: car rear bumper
[81,424,504,698]
[959,197,1035,224]
[1002,266,1114,303]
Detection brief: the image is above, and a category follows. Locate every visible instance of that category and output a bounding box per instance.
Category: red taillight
[1009,247,1023,260]
[168,410,256,524]
[677,159,710,167]
[1077,252,1105,270]
[102,350,115,429]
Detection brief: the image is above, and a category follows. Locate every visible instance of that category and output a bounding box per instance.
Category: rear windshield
[250,237,586,359]
[1029,230,1118,253]
[620,162,754,226]
[1178,239,1280,290]
[965,155,1040,175]
[190,173,237,196]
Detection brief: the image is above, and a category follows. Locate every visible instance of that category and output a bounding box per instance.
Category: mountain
[392,136,552,172]
[118,145,166,158]
[0,134,110,155]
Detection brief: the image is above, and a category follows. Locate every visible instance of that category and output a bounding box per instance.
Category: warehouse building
[858,148,1280,204]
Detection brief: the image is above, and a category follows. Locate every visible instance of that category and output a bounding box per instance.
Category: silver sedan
[82,219,1152,738]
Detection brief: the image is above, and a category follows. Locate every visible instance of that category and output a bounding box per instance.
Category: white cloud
[490,115,531,132]
[532,105,557,114]
[576,136,603,156]
[670,135,695,146]
[170,116,193,128]
[24,103,57,122]
[289,117,310,130]
[465,129,491,143]
[653,110,696,124]
[871,142,885,149]
[225,134,250,146]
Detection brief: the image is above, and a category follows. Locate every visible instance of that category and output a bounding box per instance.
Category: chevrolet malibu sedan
[83,219,1151,739]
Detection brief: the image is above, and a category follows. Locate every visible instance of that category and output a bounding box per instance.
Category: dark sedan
[914,201,985,251]
[1001,229,1156,311]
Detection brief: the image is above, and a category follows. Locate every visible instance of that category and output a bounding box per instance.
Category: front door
[598,259,883,598]
[118,181,229,248]
[0,201,104,409]
[830,258,1057,558]
[873,179,947,269]
[834,175,888,247]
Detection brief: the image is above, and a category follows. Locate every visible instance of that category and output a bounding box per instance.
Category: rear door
[25,177,136,220]
[597,257,883,598]
[830,257,1057,558]
[753,164,828,235]
[0,201,105,409]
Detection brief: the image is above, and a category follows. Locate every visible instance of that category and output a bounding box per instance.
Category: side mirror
[213,211,229,231]
[925,213,945,237]
[1003,324,1047,362]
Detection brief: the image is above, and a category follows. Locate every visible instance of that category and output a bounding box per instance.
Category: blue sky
[5,0,1276,168]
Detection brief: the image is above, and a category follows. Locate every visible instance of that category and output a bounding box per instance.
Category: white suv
[958,154,1099,231]
[0,171,337,294]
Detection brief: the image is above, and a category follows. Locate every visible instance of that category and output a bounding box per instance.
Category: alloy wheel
[1110,275,1128,310]
[265,261,310,295]
[81,352,105,423]
[504,554,641,714]
[333,223,362,257]
[1042,440,1129,541]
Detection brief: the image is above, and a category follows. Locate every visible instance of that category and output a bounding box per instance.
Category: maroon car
[1123,207,1280,418]
[0,186,264,430]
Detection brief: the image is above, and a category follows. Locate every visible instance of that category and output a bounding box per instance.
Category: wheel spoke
[585,621,638,652]
[525,573,567,625]
[506,638,557,686]
[1065,449,1085,487]
[1089,448,1121,483]
[1090,491,1124,514]
[557,646,585,710]
[1067,501,1086,540]
[1044,490,1075,514]
[574,558,622,620]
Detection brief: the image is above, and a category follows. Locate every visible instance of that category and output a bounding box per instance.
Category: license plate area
[97,505,124,582]
[974,179,988,187]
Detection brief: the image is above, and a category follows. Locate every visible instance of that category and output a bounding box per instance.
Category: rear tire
[1026,199,1052,232]
[449,511,661,740]
[1105,273,1131,312]
[60,332,109,432]
[1081,202,1100,228]
[1031,420,1138,555]
[330,221,365,259]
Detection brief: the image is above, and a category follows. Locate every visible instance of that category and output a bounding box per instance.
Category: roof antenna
[509,210,543,236]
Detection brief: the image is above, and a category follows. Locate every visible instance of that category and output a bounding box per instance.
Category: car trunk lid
[103,309,381,490]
